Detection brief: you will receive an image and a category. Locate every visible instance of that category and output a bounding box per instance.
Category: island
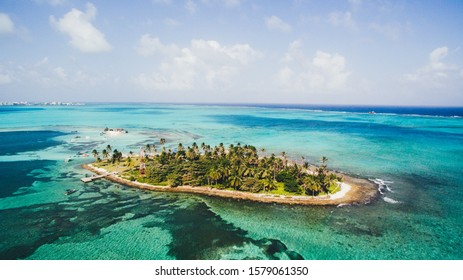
[84,142,378,206]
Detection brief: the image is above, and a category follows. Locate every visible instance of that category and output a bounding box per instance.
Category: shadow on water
[0,160,55,198]
[0,131,67,156]
[0,180,303,260]
[159,202,303,260]
[0,184,176,259]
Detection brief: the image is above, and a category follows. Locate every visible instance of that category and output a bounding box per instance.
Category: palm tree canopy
[94,142,341,197]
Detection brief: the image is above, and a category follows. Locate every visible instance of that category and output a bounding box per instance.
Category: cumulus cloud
[34,0,66,5]
[405,46,462,88]
[277,41,350,91]
[0,58,107,88]
[0,13,14,34]
[369,22,411,40]
[53,66,68,81]
[328,11,357,30]
[0,66,13,85]
[163,18,180,27]
[281,40,304,63]
[265,16,292,32]
[0,73,12,84]
[0,64,16,85]
[348,0,362,8]
[135,34,180,57]
[200,0,243,8]
[133,37,261,90]
[223,0,243,8]
[50,3,112,53]
[185,0,198,14]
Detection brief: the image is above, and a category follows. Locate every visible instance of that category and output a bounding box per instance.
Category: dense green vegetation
[93,142,343,196]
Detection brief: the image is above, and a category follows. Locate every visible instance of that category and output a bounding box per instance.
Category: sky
[0,0,462,106]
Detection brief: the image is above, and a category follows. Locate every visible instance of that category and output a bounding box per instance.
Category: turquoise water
[0,104,462,259]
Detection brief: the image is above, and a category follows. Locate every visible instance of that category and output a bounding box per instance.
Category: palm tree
[201,142,206,153]
[192,142,199,156]
[280,151,287,167]
[160,138,166,148]
[321,156,328,168]
[106,144,112,154]
[303,161,309,170]
[102,149,109,161]
[208,168,220,185]
[218,166,229,182]
[92,149,99,159]
[327,173,341,193]
[256,168,270,180]
[305,175,321,197]
[241,165,254,177]
[186,147,195,161]
[262,176,277,192]
[260,148,266,157]
[112,149,122,163]
[228,173,242,191]
[145,144,152,153]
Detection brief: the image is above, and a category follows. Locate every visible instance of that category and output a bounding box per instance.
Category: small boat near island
[64,189,77,195]
[102,127,128,135]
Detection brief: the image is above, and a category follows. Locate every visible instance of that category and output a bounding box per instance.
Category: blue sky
[0,0,462,105]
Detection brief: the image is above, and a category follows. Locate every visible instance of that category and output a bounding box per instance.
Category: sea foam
[383,197,401,204]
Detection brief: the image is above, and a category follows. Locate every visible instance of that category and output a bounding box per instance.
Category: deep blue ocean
[0,103,462,259]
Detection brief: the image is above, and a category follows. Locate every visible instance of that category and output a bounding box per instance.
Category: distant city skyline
[1,0,462,106]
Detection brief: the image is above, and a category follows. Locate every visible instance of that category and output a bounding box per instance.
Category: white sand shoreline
[83,164,377,206]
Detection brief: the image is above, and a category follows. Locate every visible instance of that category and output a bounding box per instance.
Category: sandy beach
[83,164,378,206]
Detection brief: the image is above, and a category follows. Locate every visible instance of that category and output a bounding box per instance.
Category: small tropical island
[84,141,378,206]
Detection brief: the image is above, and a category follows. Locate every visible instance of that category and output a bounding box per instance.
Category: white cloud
[133,37,261,91]
[200,0,243,8]
[348,0,362,7]
[163,18,180,27]
[0,73,12,85]
[223,0,243,8]
[328,11,357,30]
[0,66,13,85]
[0,13,14,34]
[46,0,65,5]
[0,64,15,85]
[50,3,112,53]
[277,41,350,91]
[135,34,180,57]
[265,16,292,32]
[34,0,66,6]
[185,0,198,14]
[405,46,462,88]
[281,40,304,63]
[0,58,108,88]
[54,67,67,80]
[369,22,411,40]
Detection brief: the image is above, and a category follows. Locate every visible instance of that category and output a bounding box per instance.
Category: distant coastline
[0,101,84,106]
[1,102,462,117]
